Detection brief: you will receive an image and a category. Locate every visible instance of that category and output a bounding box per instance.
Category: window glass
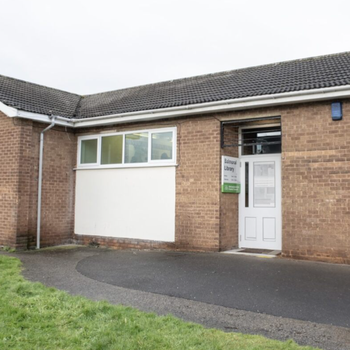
[125,133,148,163]
[242,127,281,155]
[151,132,173,160]
[101,135,123,164]
[80,139,97,164]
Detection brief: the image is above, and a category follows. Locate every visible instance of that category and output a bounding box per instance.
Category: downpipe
[36,117,56,249]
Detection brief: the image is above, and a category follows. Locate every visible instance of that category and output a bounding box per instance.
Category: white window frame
[78,136,100,167]
[149,130,176,163]
[77,127,177,169]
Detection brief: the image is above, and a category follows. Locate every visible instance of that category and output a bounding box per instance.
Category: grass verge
[0,255,319,350]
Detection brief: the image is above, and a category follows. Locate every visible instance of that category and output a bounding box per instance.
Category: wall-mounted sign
[221,156,240,193]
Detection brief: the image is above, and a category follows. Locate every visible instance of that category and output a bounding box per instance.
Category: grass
[1,246,16,253]
[0,255,319,350]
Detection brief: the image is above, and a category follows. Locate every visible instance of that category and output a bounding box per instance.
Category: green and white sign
[221,156,240,193]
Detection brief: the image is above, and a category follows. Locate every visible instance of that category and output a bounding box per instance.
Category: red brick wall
[175,117,221,251]
[26,123,76,248]
[0,113,76,249]
[14,118,35,247]
[0,113,23,246]
[219,124,239,250]
[281,102,350,264]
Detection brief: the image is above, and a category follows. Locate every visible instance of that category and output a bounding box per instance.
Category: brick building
[0,52,349,264]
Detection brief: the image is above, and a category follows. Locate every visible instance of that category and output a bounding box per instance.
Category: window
[80,138,98,164]
[151,132,173,160]
[125,133,148,163]
[241,126,281,155]
[101,135,123,164]
[77,127,176,168]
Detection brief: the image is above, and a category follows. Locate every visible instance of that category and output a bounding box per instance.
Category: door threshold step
[221,248,281,258]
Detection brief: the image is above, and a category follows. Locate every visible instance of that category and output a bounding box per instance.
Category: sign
[221,156,240,193]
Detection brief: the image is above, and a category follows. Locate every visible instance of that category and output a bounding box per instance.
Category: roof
[0,75,81,118]
[1,51,350,120]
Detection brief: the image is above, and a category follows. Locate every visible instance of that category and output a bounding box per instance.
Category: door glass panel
[245,162,249,207]
[253,162,275,207]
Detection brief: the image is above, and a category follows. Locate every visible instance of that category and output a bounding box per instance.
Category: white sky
[1,0,349,95]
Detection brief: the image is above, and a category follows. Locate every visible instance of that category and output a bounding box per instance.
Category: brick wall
[0,113,76,249]
[219,123,239,250]
[281,102,350,264]
[175,117,221,251]
[26,123,76,248]
[0,113,23,246]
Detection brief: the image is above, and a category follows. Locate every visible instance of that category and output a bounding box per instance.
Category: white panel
[263,217,276,242]
[245,217,257,240]
[75,167,176,242]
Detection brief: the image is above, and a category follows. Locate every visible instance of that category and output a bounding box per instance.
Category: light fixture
[331,102,342,121]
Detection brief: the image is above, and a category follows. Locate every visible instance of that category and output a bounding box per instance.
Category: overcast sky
[1,0,349,95]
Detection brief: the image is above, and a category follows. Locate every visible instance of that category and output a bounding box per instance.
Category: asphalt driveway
[76,250,350,328]
[4,247,350,350]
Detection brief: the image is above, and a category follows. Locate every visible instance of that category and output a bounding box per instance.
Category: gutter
[36,116,56,249]
[1,84,350,128]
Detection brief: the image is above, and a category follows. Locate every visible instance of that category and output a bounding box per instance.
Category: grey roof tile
[1,52,350,120]
[0,75,81,118]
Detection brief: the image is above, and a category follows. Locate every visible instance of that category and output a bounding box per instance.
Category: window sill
[74,163,178,171]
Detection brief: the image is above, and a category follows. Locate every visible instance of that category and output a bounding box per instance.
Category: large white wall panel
[75,167,176,242]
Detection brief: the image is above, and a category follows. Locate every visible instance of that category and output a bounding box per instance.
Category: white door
[239,155,281,250]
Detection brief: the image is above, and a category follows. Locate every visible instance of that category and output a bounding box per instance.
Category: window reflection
[151,132,173,160]
[125,133,148,163]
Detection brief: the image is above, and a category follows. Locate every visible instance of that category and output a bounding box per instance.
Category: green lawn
[0,255,319,350]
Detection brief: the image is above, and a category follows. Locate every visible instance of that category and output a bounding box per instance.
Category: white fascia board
[0,103,74,127]
[0,102,18,117]
[73,85,350,128]
[2,84,350,129]
[16,110,74,127]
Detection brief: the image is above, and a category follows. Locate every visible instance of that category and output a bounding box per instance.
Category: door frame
[238,125,282,250]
